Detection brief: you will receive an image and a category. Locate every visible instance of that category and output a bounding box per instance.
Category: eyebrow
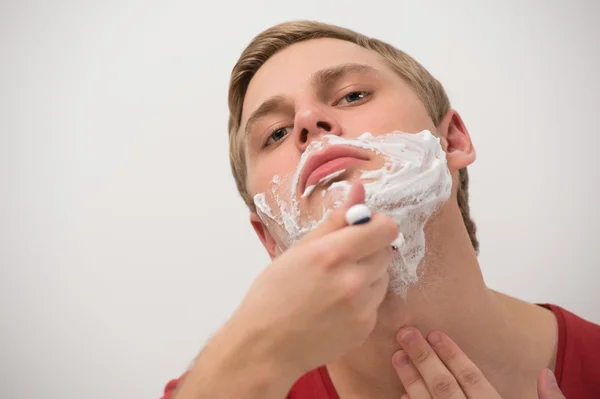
[243,63,380,139]
[311,63,379,88]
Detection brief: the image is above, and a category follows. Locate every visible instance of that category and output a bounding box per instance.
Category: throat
[326,288,558,399]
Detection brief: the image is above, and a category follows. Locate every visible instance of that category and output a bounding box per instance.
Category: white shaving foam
[301,185,316,198]
[253,130,452,295]
[302,169,347,198]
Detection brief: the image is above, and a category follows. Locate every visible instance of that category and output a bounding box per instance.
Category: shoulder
[543,304,600,398]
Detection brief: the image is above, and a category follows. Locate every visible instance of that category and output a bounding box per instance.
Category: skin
[391,328,565,399]
[172,38,564,399]
[242,38,558,398]
[244,43,441,247]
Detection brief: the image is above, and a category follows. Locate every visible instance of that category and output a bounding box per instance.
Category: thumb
[537,369,566,399]
[300,182,366,242]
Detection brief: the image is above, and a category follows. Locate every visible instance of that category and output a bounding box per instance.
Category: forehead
[241,38,396,123]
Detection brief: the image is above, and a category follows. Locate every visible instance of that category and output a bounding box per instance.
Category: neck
[327,205,558,399]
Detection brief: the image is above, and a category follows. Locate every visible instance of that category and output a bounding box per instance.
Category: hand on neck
[327,204,558,399]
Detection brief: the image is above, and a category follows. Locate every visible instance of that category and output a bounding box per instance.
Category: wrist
[219,316,301,388]
[182,318,299,398]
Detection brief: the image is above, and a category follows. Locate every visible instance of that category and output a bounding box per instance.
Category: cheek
[349,97,435,136]
[247,151,300,195]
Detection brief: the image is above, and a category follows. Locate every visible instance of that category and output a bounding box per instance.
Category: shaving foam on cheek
[253,130,452,295]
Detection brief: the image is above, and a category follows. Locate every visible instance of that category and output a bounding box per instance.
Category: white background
[1,1,599,398]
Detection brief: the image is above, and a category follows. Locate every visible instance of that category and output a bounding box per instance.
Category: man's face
[240,38,466,256]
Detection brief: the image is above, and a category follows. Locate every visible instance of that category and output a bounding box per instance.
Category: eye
[264,126,292,147]
[337,91,370,106]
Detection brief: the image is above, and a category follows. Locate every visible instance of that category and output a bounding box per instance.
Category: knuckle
[376,272,390,290]
[381,247,393,266]
[412,347,433,365]
[402,372,422,389]
[442,348,460,363]
[356,310,376,331]
[381,216,399,239]
[458,368,483,387]
[339,272,364,301]
[372,276,389,304]
[316,246,345,269]
[431,377,458,398]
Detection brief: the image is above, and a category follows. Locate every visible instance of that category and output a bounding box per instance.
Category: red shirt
[160,304,600,398]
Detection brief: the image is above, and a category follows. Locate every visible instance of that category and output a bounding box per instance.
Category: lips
[299,146,369,194]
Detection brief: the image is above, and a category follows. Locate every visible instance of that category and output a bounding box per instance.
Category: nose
[294,104,342,153]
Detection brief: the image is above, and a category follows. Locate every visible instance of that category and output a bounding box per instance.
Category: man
[161,21,600,398]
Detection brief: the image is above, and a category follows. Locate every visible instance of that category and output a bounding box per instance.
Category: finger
[300,182,365,242]
[362,269,390,310]
[360,246,394,284]
[346,181,366,205]
[398,327,466,399]
[425,331,501,398]
[392,349,432,399]
[315,211,398,263]
[346,273,389,329]
[537,369,565,399]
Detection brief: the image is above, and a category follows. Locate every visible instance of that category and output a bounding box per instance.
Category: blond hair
[227,20,479,253]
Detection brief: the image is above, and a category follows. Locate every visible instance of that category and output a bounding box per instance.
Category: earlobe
[250,212,279,259]
[438,110,476,171]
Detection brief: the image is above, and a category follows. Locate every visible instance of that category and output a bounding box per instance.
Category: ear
[250,212,279,259]
[437,109,476,171]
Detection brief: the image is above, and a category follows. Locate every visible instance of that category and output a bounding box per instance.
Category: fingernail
[400,329,415,345]
[391,234,404,248]
[546,369,558,388]
[427,332,443,348]
[393,350,411,368]
[345,204,371,225]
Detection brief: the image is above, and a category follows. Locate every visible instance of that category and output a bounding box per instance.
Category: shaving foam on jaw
[253,130,452,295]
